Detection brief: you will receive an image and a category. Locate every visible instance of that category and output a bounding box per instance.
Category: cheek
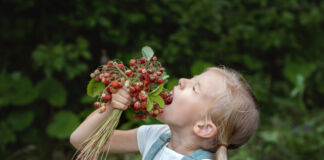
[166,94,205,120]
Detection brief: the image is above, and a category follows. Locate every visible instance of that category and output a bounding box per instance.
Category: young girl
[70,66,259,160]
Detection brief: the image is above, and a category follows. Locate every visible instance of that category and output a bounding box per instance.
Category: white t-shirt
[137,124,185,160]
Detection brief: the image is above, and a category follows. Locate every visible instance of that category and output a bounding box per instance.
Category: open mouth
[168,86,176,104]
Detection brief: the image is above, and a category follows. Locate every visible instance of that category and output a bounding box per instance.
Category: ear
[193,121,218,138]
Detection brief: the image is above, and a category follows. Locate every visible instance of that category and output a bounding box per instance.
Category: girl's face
[157,70,226,127]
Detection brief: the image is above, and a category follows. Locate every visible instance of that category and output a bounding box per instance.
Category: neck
[167,125,200,155]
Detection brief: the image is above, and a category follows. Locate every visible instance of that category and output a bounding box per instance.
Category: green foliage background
[1,0,323,159]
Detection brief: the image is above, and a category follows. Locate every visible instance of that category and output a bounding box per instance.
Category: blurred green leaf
[87,79,105,98]
[166,78,178,91]
[11,77,38,106]
[190,60,213,75]
[80,95,96,104]
[283,58,315,85]
[0,71,37,107]
[46,111,80,139]
[0,121,16,150]
[142,46,154,60]
[147,96,154,111]
[260,130,280,143]
[37,78,67,107]
[7,111,34,131]
[149,84,164,96]
[152,95,165,109]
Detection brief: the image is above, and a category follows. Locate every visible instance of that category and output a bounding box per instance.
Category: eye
[193,86,197,93]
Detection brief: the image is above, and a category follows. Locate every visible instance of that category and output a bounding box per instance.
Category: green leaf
[152,95,165,108]
[147,96,154,111]
[7,111,34,131]
[46,110,80,139]
[0,121,16,150]
[190,60,213,75]
[80,95,96,104]
[260,130,280,143]
[87,79,105,98]
[161,72,170,80]
[141,46,154,60]
[37,78,67,107]
[149,84,164,96]
[11,77,38,106]
[283,57,315,85]
[166,78,179,91]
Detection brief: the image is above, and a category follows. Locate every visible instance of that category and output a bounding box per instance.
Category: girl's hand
[110,87,132,111]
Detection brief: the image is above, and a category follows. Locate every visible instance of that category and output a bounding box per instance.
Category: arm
[70,87,138,153]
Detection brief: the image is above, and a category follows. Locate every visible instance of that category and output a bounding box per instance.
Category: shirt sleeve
[137,124,170,155]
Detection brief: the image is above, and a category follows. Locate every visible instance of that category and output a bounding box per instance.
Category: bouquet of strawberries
[74,46,173,160]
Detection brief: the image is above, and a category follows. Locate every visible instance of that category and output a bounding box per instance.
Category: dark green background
[1,0,323,159]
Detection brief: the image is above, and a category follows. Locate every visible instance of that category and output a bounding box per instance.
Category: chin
[156,103,175,124]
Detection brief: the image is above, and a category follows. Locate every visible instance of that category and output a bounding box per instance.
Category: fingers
[112,93,129,105]
[111,100,128,110]
[117,88,131,99]
[110,88,132,111]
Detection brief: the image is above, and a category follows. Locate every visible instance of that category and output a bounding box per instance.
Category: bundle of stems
[73,109,122,160]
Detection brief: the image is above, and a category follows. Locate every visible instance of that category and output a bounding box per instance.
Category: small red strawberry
[152,56,157,61]
[139,58,146,64]
[156,71,162,76]
[160,93,166,99]
[105,94,111,101]
[112,80,120,88]
[132,92,138,97]
[106,87,111,93]
[137,68,142,73]
[117,63,124,69]
[125,70,133,76]
[103,73,109,78]
[129,59,136,66]
[134,101,140,110]
[107,61,113,67]
[95,69,100,75]
[94,102,100,108]
[118,81,123,88]
[157,78,163,84]
[139,91,147,101]
[129,87,136,93]
[104,79,110,85]
[144,73,150,81]
[139,75,145,80]
[141,102,147,108]
[167,97,173,103]
[159,67,165,73]
[99,105,107,113]
[159,109,164,114]
[144,80,150,86]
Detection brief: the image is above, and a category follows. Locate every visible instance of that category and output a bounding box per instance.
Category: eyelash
[193,86,197,93]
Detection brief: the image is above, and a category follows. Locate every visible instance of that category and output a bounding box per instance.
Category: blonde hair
[203,66,259,160]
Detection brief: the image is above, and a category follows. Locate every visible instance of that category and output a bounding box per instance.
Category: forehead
[194,70,226,98]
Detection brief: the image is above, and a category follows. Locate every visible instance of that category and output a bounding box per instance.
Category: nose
[179,78,188,89]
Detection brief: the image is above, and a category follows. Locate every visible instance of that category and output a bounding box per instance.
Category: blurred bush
[0,0,323,159]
